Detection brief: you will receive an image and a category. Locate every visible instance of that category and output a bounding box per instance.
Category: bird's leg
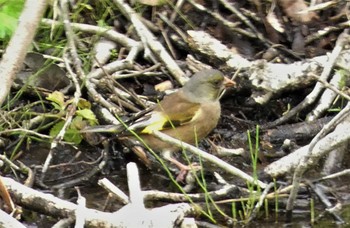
[162,151,201,182]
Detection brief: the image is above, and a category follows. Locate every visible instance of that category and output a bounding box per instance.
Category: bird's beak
[223,77,236,88]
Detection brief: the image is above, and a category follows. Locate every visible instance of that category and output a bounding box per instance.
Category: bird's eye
[212,78,221,86]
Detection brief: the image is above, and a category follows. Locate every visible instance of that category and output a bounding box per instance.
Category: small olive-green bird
[83,69,235,180]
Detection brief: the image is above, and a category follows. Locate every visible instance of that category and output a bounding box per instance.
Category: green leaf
[49,121,64,138]
[49,120,83,144]
[46,91,66,110]
[77,98,91,109]
[0,12,17,38]
[0,0,24,39]
[65,128,83,144]
[337,69,348,89]
[76,109,98,125]
[0,0,24,17]
[70,116,84,129]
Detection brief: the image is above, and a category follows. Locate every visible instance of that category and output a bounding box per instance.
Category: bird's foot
[175,163,202,182]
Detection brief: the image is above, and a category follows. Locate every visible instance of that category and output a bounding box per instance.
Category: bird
[117,69,236,181]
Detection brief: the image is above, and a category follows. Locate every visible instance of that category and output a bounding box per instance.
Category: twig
[218,0,270,47]
[247,182,274,224]
[111,63,162,79]
[50,142,108,189]
[98,178,129,205]
[151,130,267,189]
[316,169,350,182]
[4,174,196,226]
[0,208,26,228]
[307,71,343,120]
[187,0,257,39]
[309,72,350,101]
[286,104,350,220]
[0,129,52,139]
[41,0,84,183]
[113,0,187,85]
[143,184,240,202]
[264,108,350,178]
[268,29,349,127]
[0,0,47,105]
[85,59,135,114]
[305,20,350,45]
[41,19,141,50]
[308,182,345,223]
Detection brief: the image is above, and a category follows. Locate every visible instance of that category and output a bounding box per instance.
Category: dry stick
[306,71,342,120]
[316,169,350,182]
[6,167,195,227]
[89,59,134,79]
[0,208,26,228]
[310,104,350,159]
[151,130,267,189]
[52,0,142,120]
[307,181,344,223]
[304,37,345,124]
[98,178,129,205]
[186,30,251,68]
[40,0,85,183]
[0,129,51,140]
[40,67,79,183]
[218,0,270,47]
[302,0,339,12]
[75,188,87,227]
[306,20,350,45]
[264,112,350,178]
[17,161,35,187]
[143,184,239,202]
[112,63,162,79]
[93,57,148,110]
[113,0,187,85]
[285,31,349,218]
[247,182,275,224]
[309,182,332,208]
[160,22,178,59]
[47,131,107,189]
[158,13,188,41]
[86,60,134,114]
[268,30,348,127]
[85,42,139,114]
[169,0,185,23]
[41,19,141,50]
[0,0,47,105]
[2,177,120,227]
[60,2,86,82]
[50,144,108,189]
[310,73,350,101]
[187,0,255,39]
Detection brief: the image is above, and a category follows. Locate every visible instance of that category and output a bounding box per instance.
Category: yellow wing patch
[140,113,168,134]
[136,104,202,134]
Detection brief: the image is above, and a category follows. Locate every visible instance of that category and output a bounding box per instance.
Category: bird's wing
[129,92,201,134]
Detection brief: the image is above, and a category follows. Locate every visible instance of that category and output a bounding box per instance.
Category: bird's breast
[192,101,221,140]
